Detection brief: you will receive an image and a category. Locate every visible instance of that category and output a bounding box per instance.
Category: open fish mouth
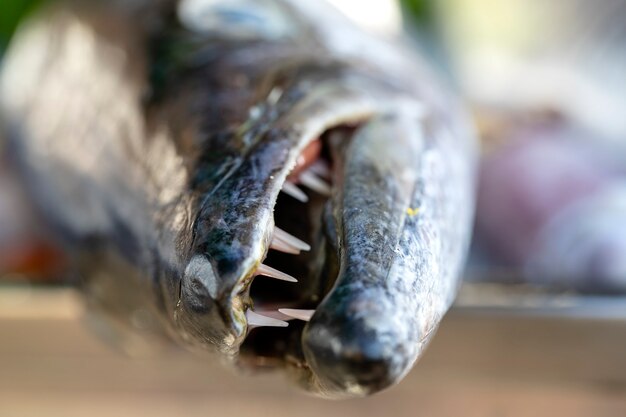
[0,0,476,399]
[169,64,445,395]
[234,116,428,396]
[239,129,356,356]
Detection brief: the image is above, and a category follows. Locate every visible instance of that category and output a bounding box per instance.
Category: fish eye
[178,0,296,40]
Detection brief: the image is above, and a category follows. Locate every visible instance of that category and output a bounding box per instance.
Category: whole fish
[0,0,475,397]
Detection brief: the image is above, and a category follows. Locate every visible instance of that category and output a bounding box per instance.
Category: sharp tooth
[282,181,309,203]
[299,171,331,196]
[274,227,311,252]
[278,308,315,322]
[270,239,301,255]
[309,161,331,179]
[246,310,289,328]
[253,310,294,321]
[256,264,298,282]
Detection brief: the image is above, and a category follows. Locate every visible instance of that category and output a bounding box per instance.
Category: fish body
[0,0,476,397]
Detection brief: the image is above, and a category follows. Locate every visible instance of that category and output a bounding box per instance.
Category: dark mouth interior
[239,127,352,368]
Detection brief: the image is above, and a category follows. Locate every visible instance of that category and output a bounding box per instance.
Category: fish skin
[0,0,476,397]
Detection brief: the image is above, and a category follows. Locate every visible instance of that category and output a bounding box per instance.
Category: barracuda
[0,0,476,398]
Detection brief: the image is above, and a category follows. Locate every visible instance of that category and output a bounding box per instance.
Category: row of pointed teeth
[246,162,332,329]
[280,161,331,203]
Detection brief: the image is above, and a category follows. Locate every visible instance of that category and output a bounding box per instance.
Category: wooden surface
[1,287,626,417]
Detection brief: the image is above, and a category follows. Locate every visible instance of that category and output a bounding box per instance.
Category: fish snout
[303,286,416,397]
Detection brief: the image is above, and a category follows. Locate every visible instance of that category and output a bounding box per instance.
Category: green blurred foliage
[401,0,437,28]
[1,0,45,51]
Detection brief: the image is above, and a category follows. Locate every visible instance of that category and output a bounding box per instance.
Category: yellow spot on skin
[407,207,420,217]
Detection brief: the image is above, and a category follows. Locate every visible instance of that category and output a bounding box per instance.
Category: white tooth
[282,181,309,203]
[257,264,298,283]
[270,238,301,255]
[278,308,315,322]
[246,310,289,328]
[309,161,331,179]
[253,310,294,321]
[299,171,331,196]
[274,227,311,252]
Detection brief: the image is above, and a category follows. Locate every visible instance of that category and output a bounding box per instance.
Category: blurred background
[0,0,42,51]
[1,0,626,416]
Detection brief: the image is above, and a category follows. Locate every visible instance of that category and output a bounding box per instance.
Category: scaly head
[0,0,475,398]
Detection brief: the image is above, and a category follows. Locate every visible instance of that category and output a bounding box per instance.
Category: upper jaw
[175,137,295,351]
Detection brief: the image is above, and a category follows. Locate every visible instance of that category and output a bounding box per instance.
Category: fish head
[0,0,475,398]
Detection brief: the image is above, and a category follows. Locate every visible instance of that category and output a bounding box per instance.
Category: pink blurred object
[476,119,626,293]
